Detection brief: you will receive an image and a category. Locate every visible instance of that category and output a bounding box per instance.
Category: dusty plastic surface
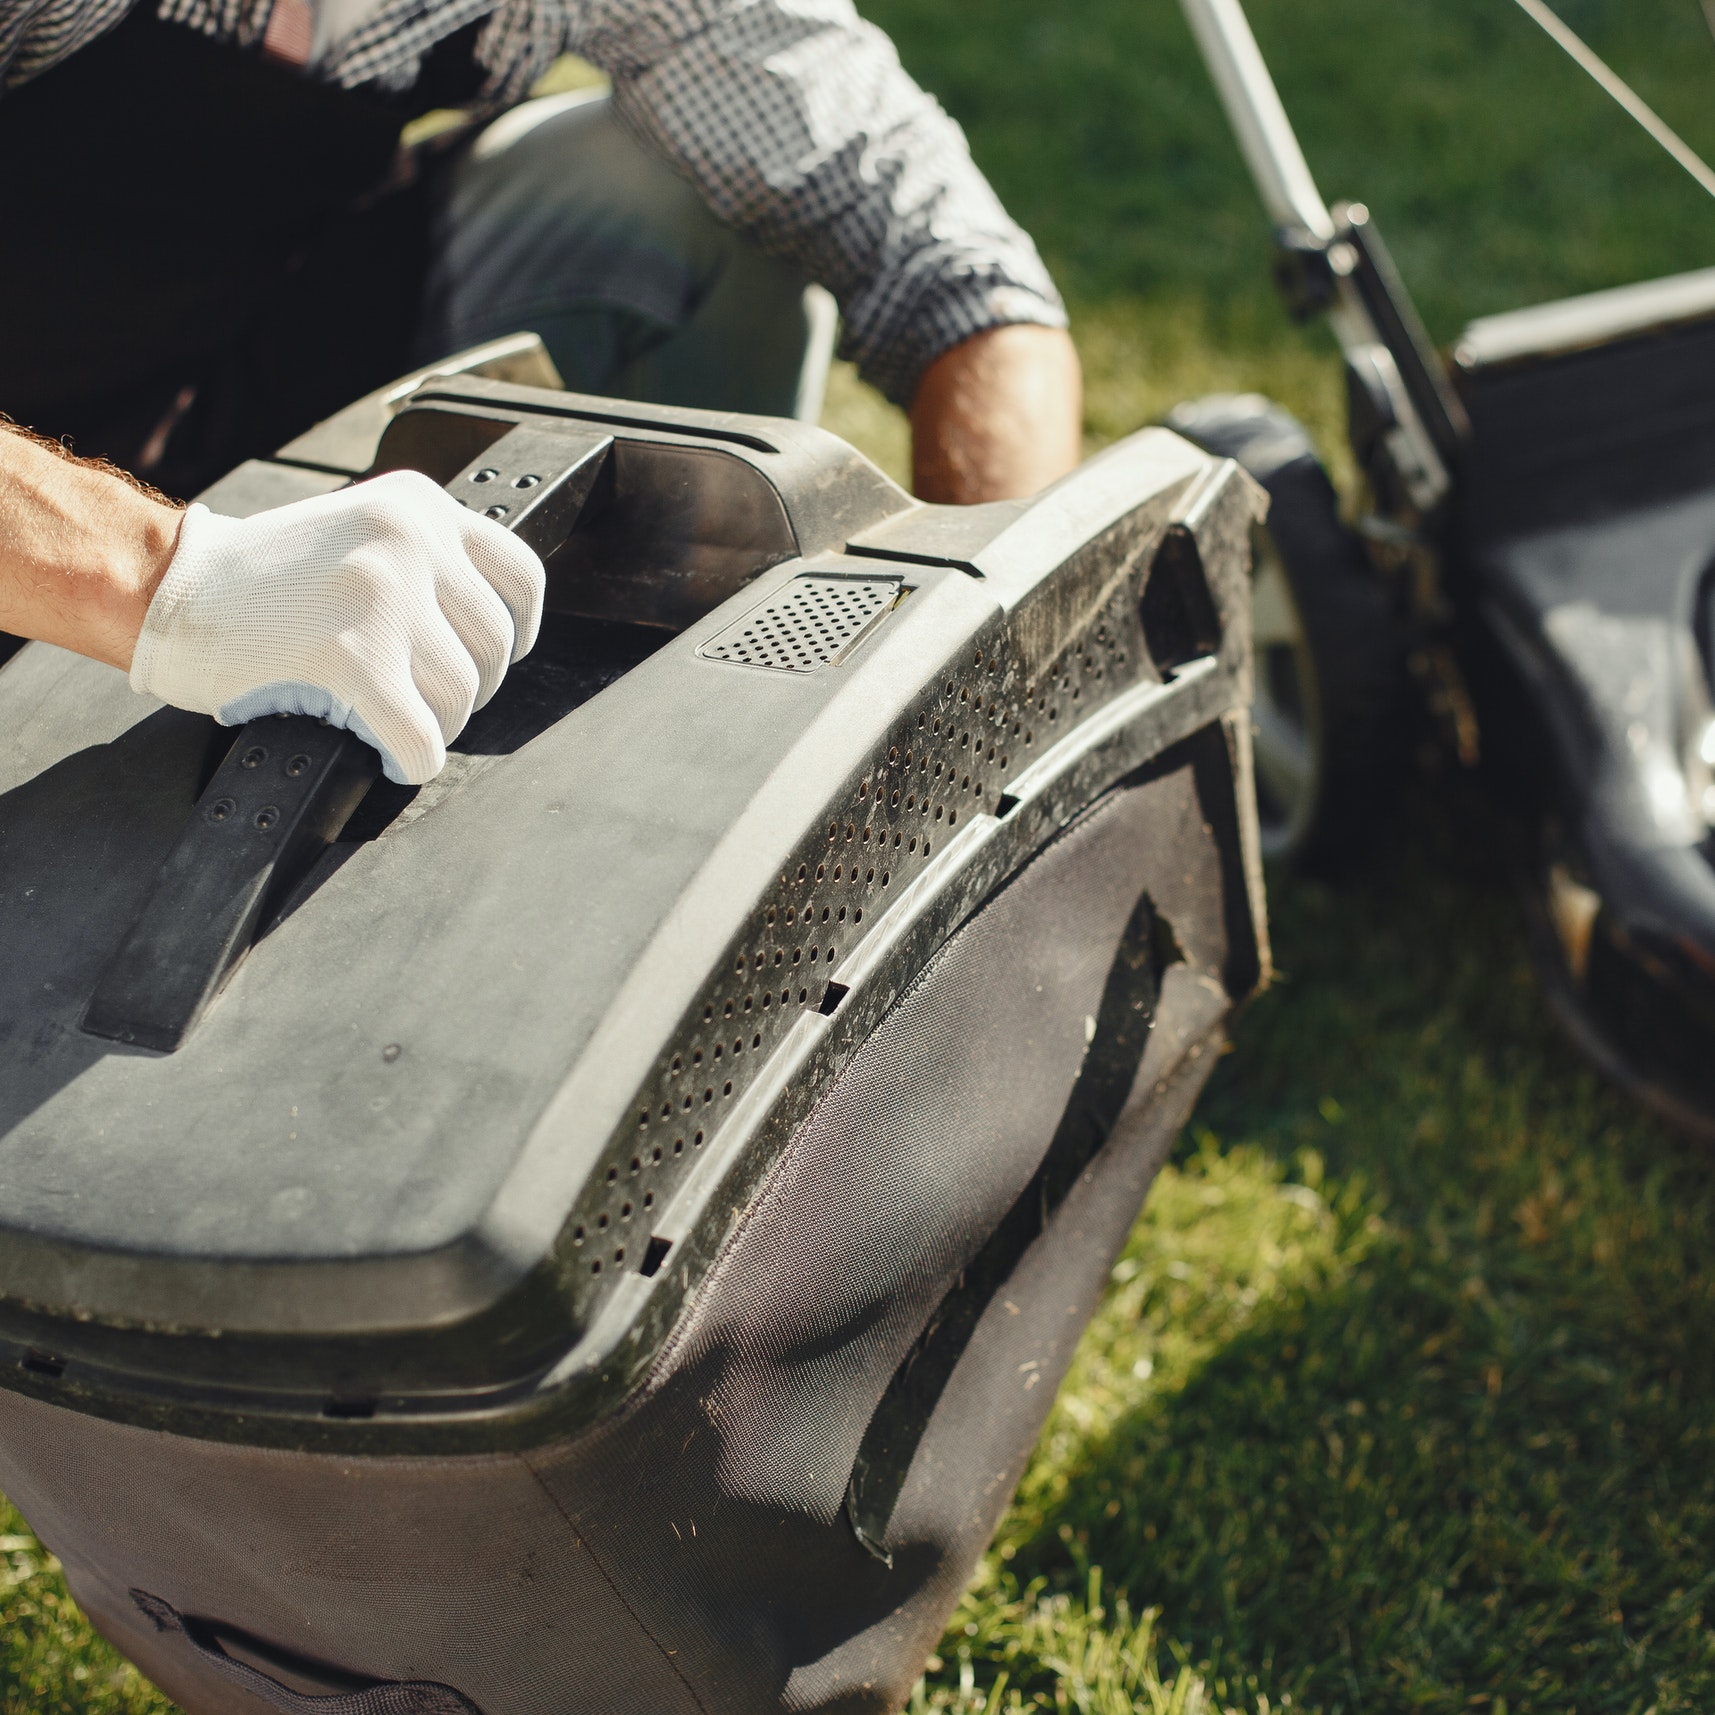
[0,379,1266,1447]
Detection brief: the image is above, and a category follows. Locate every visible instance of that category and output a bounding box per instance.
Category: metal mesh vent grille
[700,575,900,673]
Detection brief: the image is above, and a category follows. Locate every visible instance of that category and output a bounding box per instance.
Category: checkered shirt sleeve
[569,0,1067,404]
[0,0,130,86]
[3,0,1067,403]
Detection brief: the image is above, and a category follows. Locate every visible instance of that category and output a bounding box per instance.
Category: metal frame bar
[1176,0,1335,239]
[1178,0,1464,505]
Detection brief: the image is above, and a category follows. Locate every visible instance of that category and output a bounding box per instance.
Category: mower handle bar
[1176,0,1335,240]
[1178,0,1468,502]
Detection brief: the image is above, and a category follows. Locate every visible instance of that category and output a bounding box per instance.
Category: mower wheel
[1165,393,1405,868]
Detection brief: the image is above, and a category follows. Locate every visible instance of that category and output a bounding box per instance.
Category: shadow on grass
[955,791,1715,1713]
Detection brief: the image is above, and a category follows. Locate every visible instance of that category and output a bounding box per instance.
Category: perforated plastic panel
[574,579,1147,1281]
[698,574,901,672]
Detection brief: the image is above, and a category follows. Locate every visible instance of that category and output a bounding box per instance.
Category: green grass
[863,0,1715,338]
[907,817,1715,1712]
[12,1,1715,1708]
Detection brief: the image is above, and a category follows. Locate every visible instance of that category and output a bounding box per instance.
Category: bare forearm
[0,427,182,670]
[910,325,1082,505]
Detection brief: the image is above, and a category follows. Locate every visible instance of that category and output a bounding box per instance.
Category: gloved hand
[129,471,545,785]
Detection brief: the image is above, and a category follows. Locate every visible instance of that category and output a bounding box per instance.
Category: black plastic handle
[444,421,613,552]
[82,717,377,1051]
[81,424,614,1053]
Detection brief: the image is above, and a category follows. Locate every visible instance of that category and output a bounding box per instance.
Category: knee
[448,91,731,283]
[426,88,827,415]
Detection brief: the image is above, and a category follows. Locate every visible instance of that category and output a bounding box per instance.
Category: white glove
[130,471,545,785]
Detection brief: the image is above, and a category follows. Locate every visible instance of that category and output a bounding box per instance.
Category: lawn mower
[1172,0,1715,1138]
[0,342,1266,1713]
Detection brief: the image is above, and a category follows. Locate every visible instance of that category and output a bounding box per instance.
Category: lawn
[10,0,1715,1709]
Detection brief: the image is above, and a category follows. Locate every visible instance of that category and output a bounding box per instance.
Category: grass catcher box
[0,368,1268,1715]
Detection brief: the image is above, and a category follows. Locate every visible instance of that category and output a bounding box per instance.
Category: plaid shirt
[1,0,1066,402]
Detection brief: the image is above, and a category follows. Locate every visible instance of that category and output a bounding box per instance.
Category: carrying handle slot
[131,1590,483,1714]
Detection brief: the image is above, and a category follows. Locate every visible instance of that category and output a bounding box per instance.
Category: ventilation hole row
[591,616,1133,1286]
[634,715,961,1155]
[761,902,854,925]
[572,1187,656,1236]
[577,626,1105,1284]
[575,1130,706,1272]
[686,654,1015,1059]
[734,945,839,973]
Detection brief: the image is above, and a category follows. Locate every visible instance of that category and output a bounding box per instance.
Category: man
[0,0,1081,782]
